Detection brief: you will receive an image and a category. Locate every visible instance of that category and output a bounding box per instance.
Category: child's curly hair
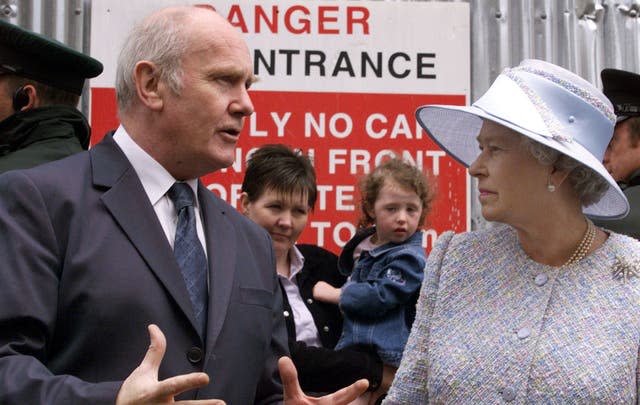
[357,157,434,229]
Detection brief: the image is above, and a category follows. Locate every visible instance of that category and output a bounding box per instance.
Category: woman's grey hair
[522,137,609,207]
[115,8,192,112]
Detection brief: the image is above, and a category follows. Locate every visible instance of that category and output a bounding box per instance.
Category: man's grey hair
[115,8,192,112]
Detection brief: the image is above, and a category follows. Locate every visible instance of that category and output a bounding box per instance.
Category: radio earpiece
[12,86,29,111]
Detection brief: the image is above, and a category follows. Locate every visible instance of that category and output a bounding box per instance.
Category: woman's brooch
[612,256,640,283]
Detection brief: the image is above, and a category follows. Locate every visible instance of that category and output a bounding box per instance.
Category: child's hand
[312,281,341,304]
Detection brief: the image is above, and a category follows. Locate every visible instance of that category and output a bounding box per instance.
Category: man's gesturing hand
[280,356,369,405]
[116,324,225,405]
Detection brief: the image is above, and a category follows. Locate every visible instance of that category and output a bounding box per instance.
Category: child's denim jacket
[335,227,426,367]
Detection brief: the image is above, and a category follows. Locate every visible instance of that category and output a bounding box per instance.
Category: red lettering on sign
[90,88,467,254]
[255,5,277,33]
[227,4,248,32]
[221,4,370,35]
[318,6,339,34]
[284,5,310,34]
[347,7,369,34]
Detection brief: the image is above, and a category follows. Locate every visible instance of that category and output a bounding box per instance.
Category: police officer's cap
[0,19,103,95]
[601,68,640,124]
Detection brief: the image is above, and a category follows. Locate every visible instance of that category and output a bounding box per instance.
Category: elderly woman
[240,144,388,399]
[383,59,640,404]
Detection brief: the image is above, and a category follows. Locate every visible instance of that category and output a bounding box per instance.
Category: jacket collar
[623,169,640,189]
[90,134,206,342]
[338,227,424,272]
[90,134,239,352]
[368,230,424,257]
[0,106,90,155]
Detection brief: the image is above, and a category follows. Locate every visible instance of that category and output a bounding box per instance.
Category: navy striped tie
[168,183,208,338]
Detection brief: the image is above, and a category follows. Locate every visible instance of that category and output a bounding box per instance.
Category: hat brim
[416,104,629,219]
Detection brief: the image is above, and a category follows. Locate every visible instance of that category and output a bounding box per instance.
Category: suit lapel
[90,135,200,335]
[198,183,236,354]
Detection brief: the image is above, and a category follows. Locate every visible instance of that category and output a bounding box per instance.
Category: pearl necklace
[563,219,596,266]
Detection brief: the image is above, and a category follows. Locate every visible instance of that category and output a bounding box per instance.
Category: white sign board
[90,0,470,253]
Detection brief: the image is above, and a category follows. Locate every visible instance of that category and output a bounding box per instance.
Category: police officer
[594,68,640,239]
[0,19,103,173]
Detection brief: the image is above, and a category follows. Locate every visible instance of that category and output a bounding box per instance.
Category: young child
[313,157,433,404]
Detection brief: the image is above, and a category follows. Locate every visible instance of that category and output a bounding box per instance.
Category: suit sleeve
[382,231,454,405]
[340,249,426,320]
[254,230,289,405]
[0,171,121,405]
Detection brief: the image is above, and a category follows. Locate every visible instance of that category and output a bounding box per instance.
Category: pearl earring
[547,183,556,192]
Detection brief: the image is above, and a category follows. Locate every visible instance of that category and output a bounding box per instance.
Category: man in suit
[0,6,366,405]
[0,19,103,173]
[593,69,640,239]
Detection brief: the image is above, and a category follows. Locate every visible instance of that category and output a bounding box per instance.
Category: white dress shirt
[278,245,322,347]
[112,125,207,256]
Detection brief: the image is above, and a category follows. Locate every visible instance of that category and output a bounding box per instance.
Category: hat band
[508,65,616,123]
[475,70,613,162]
[504,69,570,143]
[519,71,613,161]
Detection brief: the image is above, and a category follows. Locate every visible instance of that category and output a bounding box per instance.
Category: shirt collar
[112,125,199,205]
[283,245,305,280]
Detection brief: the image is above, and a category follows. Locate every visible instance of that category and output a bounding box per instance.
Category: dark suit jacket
[0,134,288,405]
[283,244,382,393]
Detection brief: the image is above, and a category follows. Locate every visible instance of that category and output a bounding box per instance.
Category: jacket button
[307,298,313,304]
[187,347,203,363]
[283,310,290,317]
[323,326,330,332]
[534,273,548,286]
[516,327,531,340]
[501,387,516,402]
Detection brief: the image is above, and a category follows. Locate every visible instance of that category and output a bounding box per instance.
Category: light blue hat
[416,59,628,219]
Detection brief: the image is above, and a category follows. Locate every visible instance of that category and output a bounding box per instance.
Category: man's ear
[133,60,164,111]
[14,84,38,111]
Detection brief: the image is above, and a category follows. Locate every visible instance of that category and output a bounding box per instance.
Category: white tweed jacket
[384,224,640,404]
